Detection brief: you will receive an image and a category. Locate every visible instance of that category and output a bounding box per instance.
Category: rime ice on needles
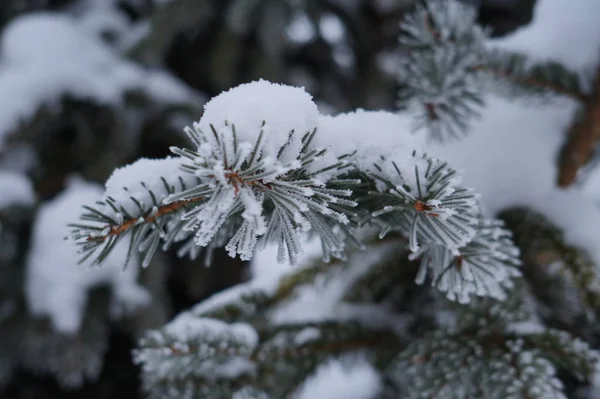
[411,218,522,303]
[397,0,488,142]
[391,329,597,399]
[166,80,358,264]
[398,47,486,142]
[369,150,479,254]
[133,313,258,383]
[399,0,485,49]
[68,157,200,267]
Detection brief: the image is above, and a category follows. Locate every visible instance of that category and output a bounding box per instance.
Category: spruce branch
[68,158,201,267]
[135,318,400,397]
[398,0,487,142]
[476,52,587,103]
[523,329,600,384]
[558,64,600,186]
[166,120,359,265]
[410,218,522,303]
[398,0,587,142]
[81,198,201,245]
[390,325,598,399]
[69,119,359,267]
[367,152,479,254]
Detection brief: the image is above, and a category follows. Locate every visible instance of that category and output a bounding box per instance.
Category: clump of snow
[294,327,322,345]
[197,79,320,163]
[164,313,259,349]
[26,177,150,333]
[317,110,426,174]
[151,313,258,379]
[103,156,198,218]
[0,12,195,150]
[0,170,34,209]
[292,356,382,399]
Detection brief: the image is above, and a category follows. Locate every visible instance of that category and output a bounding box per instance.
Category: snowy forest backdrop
[2,0,600,398]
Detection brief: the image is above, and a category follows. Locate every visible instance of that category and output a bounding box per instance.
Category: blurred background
[0,0,535,397]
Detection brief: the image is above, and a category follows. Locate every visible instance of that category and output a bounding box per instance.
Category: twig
[472,64,589,102]
[87,198,203,243]
[558,65,600,187]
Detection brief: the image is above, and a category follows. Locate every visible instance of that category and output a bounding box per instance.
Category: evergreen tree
[2,0,600,398]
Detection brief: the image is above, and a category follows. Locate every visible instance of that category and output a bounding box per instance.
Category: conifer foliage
[69,79,520,306]
[3,0,600,397]
[63,0,600,397]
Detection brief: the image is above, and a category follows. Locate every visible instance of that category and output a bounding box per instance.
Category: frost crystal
[370,150,479,253]
[167,81,357,264]
[411,218,522,303]
[397,0,488,142]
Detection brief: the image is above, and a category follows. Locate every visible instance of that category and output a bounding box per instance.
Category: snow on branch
[390,297,600,399]
[410,218,522,303]
[166,115,358,265]
[68,157,200,268]
[397,0,587,142]
[134,313,398,398]
[368,151,480,253]
[69,80,360,267]
[68,78,520,305]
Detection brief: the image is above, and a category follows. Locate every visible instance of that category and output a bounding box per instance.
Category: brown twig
[86,171,278,244]
[471,64,589,102]
[87,198,203,243]
[558,65,600,187]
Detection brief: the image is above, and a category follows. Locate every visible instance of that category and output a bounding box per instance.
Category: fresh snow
[0,170,34,209]
[490,0,600,75]
[164,313,258,349]
[291,356,382,399]
[319,14,345,45]
[103,156,198,218]
[26,177,150,333]
[197,79,320,164]
[317,110,426,176]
